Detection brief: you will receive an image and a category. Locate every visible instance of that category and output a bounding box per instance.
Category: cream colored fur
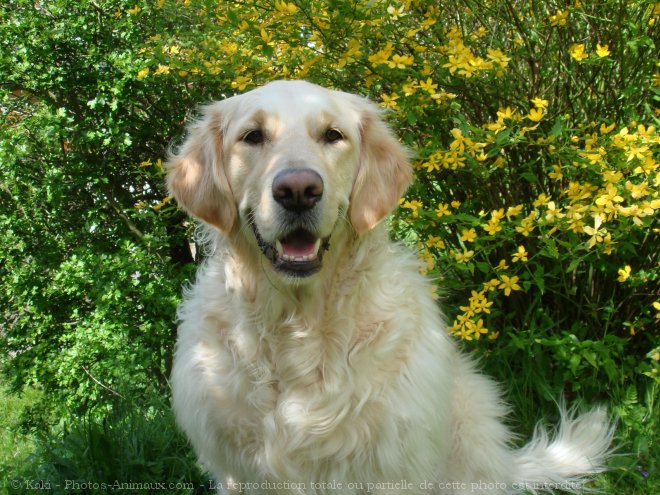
[167,80,613,494]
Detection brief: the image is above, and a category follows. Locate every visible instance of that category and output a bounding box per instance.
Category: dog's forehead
[238,81,359,127]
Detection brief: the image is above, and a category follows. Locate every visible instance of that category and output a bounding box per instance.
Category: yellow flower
[435,203,451,217]
[569,43,589,61]
[653,301,660,319]
[152,196,173,211]
[533,193,551,207]
[617,265,631,283]
[516,212,537,237]
[455,324,473,341]
[418,248,436,274]
[442,151,466,169]
[496,259,510,271]
[460,228,477,243]
[127,5,141,15]
[381,93,400,110]
[507,204,524,217]
[550,9,569,26]
[467,319,488,339]
[136,68,150,79]
[483,219,502,235]
[275,1,298,14]
[600,122,617,134]
[387,5,406,19]
[499,275,521,296]
[232,76,252,91]
[260,28,273,44]
[531,97,549,109]
[583,215,607,248]
[469,290,493,314]
[402,199,423,218]
[388,54,414,69]
[453,249,474,263]
[419,78,438,94]
[426,235,445,249]
[548,164,564,180]
[401,80,417,96]
[545,201,565,223]
[595,184,624,207]
[491,156,506,168]
[602,233,616,255]
[512,246,529,263]
[497,107,517,121]
[336,39,362,68]
[485,121,507,133]
[368,42,394,67]
[625,180,650,199]
[491,208,506,221]
[527,107,544,122]
[459,303,475,318]
[154,64,170,75]
[602,170,623,184]
[626,144,650,162]
[596,43,611,57]
[486,48,511,68]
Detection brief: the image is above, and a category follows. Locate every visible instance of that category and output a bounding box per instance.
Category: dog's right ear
[166,105,236,233]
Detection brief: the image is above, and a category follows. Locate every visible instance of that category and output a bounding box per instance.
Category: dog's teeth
[280,252,318,262]
[276,237,321,263]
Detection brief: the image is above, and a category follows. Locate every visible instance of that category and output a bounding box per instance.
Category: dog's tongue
[280,230,319,258]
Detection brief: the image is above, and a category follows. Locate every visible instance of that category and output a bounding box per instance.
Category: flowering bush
[136,1,658,379]
[135,1,658,484]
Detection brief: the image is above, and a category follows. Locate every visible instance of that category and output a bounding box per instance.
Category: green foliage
[9,396,208,495]
[0,377,42,485]
[1,0,658,493]
[0,0,200,410]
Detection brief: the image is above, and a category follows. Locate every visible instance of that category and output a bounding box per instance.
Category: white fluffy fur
[167,81,613,494]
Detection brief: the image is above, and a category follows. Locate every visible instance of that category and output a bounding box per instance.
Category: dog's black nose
[272,169,323,212]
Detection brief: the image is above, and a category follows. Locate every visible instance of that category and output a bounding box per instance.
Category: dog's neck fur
[199,222,390,398]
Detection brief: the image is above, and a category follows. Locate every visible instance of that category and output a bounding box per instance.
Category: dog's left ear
[349,100,414,235]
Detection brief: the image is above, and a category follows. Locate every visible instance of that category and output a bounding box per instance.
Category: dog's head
[166,80,412,278]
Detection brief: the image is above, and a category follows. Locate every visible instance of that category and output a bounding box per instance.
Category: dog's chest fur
[172,236,450,485]
[215,291,413,480]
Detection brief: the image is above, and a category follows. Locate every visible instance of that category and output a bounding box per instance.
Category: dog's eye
[242,129,265,145]
[323,128,344,144]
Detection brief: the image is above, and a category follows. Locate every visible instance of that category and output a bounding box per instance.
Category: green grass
[0,380,210,495]
[477,340,659,494]
[0,378,43,489]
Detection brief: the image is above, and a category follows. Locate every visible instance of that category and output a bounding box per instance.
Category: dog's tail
[513,405,614,493]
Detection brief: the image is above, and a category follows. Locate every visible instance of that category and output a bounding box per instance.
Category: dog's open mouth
[250,221,330,277]
[276,229,321,262]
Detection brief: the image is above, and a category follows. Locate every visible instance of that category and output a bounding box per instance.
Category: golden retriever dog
[166,80,612,494]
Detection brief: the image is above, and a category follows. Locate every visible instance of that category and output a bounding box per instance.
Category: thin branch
[81,365,125,399]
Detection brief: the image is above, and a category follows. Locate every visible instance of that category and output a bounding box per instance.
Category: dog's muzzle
[249,222,331,277]
[250,168,331,277]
